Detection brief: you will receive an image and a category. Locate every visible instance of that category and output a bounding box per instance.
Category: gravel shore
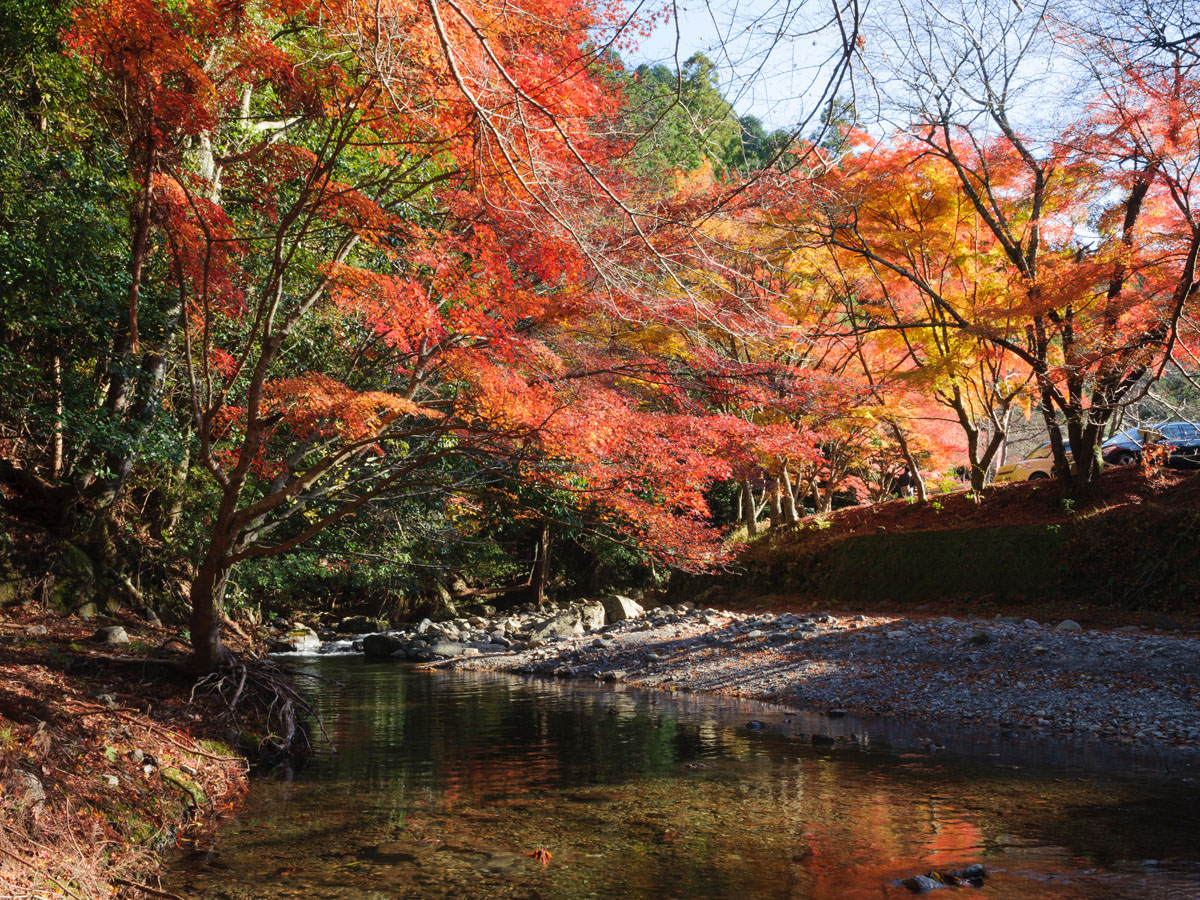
[431,603,1200,753]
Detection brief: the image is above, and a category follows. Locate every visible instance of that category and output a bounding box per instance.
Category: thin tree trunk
[767,476,783,528]
[781,464,799,524]
[888,422,927,503]
[153,445,191,540]
[51,354,63,480]
[530,522,551,608]
[108,144,156,416]
[740,477,759,536]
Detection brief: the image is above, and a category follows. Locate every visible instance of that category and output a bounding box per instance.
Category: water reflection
[171,659,1200,900]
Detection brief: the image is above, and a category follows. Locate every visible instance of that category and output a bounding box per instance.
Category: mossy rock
[57,543,96,581]
[49,577,98,616]
[127,817,161,847]
[0,579,27,606]
[197,739,236,758]
[161,767,207,807]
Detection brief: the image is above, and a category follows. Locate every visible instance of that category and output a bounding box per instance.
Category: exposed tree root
[190,654,336,763]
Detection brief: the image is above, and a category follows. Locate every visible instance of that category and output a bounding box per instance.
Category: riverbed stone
[579,601,607,632]
[531,609,585,641]
[362,633,408,658]
[1057,619,1082,632]
[901,874,948,892]
[466,641,507,654]
[430,641,471,658]
[337,616,384,634]
[603,595,644,622]
[92,625,129,645]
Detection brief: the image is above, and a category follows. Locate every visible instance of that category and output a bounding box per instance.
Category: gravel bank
[428,603,1200,753]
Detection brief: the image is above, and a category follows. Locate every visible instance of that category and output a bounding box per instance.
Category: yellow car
[993,441,1071,483]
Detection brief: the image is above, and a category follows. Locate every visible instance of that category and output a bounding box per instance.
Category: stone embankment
[280,599,1200,752]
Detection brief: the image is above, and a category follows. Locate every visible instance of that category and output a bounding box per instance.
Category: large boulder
[362,633,408,659]
[429,640,476,659]
[531,609,585,641]
[578,601,606,631]
[6,770,45,820]
[336,615,384,634]
[529,602,608,640]
[602,595,643,623]
[92,625,129,645]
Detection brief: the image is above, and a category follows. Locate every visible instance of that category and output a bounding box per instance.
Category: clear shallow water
[170,659,1200,900]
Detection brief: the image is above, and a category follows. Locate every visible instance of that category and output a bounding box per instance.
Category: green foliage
[617,54,745,177]
[737,115,792,171]
[0,0,189,481]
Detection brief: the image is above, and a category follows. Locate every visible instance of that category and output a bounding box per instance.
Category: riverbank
[669,466,1200,620]
[411,601,1200,754]
[0,609,248,899]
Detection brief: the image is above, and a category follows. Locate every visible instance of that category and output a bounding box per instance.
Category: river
[168,657,1200,900]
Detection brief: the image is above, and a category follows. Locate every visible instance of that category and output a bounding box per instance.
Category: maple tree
[761,138,1030,491]
[62,0,856,671]
[792,0,1200,494]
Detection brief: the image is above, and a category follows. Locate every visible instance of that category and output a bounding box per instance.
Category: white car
[993,442,1071,483]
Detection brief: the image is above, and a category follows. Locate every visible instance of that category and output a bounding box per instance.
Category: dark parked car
[1102,421,1200,469]
[1101,426,1145,466]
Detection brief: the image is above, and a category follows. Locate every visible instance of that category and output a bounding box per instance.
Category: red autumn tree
[66,0,849,672]
[841,0,1200,493]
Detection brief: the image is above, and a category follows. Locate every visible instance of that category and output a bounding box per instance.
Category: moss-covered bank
[672,476,1200,625]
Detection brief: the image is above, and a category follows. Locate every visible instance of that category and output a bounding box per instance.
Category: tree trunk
[809,478,823,512]
[740,477,758,536]
[888,422,927,503]
[529,522,551,608]
[780,464,799,524]
[189,553,233,674]
[106,144,156,417]
[152,445,191,541]
[51,354,64,479]
[767,476,783,528]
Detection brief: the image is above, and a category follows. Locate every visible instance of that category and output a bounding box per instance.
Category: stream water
[169,658,1200,900]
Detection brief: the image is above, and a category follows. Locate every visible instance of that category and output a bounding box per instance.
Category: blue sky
[620,0,856,130]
